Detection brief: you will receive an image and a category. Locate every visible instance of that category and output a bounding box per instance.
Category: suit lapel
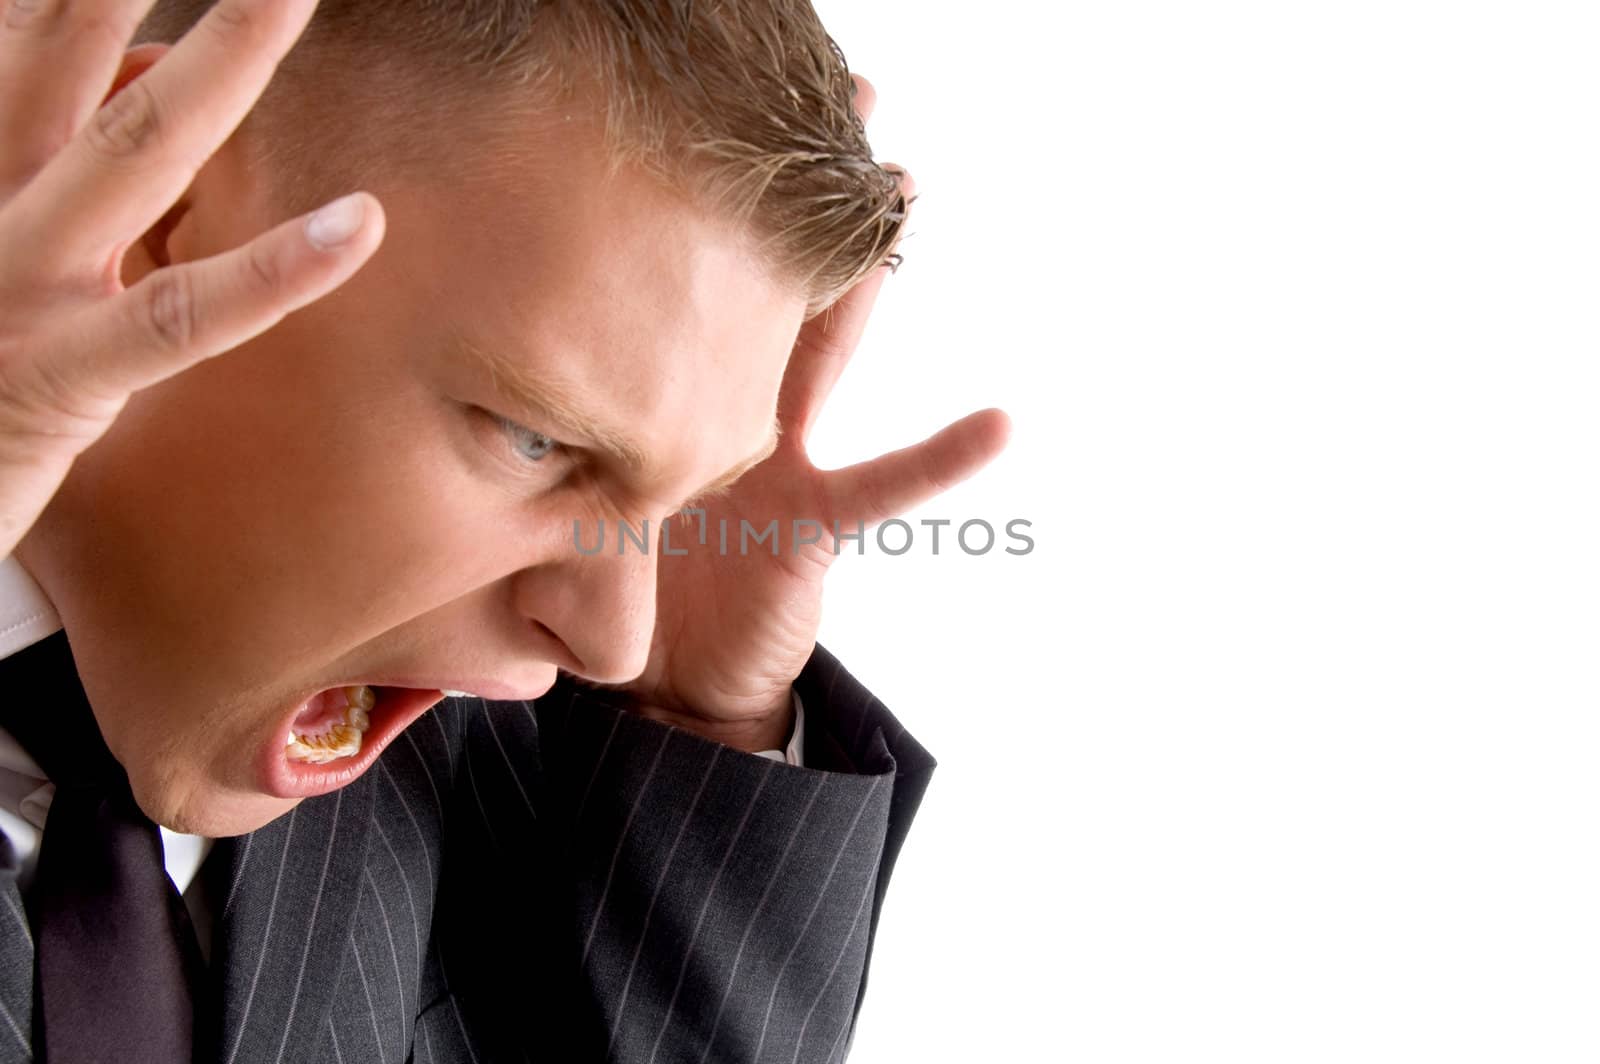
[208,772,376,1064]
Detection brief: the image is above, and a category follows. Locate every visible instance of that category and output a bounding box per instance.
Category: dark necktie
[0,631,203,1064]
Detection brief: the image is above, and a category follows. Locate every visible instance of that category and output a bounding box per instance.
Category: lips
[260,685,446,799]
[257,666,560,800]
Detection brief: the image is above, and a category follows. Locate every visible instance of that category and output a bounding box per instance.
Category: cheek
[86,343,493,668]
[227,416,494,641]
[76,327,574,686]
[229,399,575,650]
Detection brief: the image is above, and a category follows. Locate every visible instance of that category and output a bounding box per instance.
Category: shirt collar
[0,555,214,880]
[0,554,64,662]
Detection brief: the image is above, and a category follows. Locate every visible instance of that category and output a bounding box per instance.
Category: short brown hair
[137,0,908,315]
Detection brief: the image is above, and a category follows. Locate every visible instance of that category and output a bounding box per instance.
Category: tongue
[291,687,366,738]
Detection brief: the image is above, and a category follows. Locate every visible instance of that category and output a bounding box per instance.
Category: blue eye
[499,416,559,463]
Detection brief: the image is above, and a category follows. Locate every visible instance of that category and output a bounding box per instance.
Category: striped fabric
[0,833,30,1060]
[0,642,934,1064]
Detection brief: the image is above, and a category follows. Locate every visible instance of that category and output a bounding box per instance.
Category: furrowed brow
[682,416,783,508]
[450,334,648,473]
[450,333,781,506]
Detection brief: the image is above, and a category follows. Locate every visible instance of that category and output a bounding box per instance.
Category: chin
[130,769,302,839]
[120,682,452,836]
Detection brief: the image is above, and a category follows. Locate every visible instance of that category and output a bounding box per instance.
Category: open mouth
[260,684,446,799]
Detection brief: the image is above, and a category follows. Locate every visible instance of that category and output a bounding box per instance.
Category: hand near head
[0,0,383,558]
[595,75,1013,752]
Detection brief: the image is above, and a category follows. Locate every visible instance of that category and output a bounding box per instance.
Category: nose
[511,521,660,685]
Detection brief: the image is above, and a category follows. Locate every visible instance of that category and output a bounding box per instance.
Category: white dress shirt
[0,556,216,900]
[0,554,805,904]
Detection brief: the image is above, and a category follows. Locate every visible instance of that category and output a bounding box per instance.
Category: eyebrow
[451,334,783,506]
[454,334,648,472]
[685,420,782,505]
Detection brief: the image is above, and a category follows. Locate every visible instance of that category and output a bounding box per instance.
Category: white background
[806,2,1600,1061]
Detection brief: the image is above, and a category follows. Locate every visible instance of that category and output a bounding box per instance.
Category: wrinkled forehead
[364,128,806,496]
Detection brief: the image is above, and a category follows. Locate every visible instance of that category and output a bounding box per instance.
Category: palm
[624,435,832,727]
[593,78,1012,748]
[611,265,1010,744]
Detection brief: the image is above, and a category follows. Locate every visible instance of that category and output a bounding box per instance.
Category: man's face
[20,106,806,836]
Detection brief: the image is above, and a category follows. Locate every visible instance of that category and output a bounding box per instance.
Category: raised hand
[0,0,384,557]
[600,76,1013,753]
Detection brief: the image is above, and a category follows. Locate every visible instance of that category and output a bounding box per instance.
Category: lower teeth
[286,686,375,764]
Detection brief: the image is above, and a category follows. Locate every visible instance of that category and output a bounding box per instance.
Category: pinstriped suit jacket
[0,642,935,1063]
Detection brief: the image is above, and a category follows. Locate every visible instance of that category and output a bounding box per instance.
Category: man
[0,0,1009,1061]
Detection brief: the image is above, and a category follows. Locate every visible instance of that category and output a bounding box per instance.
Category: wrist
[627,691,795,755]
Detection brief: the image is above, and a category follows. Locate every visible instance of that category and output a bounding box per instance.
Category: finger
[777,165,917,444]
[824,408,1012,530]
[0,0,156,197]
[850,73,877,125]
[778,261,888,446]
[11,0,320,275]
[43,191,382,401]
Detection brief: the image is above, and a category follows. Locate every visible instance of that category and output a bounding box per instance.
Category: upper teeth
[286,686,375,764]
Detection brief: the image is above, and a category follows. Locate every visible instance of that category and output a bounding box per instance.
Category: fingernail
[306,194,366,251]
